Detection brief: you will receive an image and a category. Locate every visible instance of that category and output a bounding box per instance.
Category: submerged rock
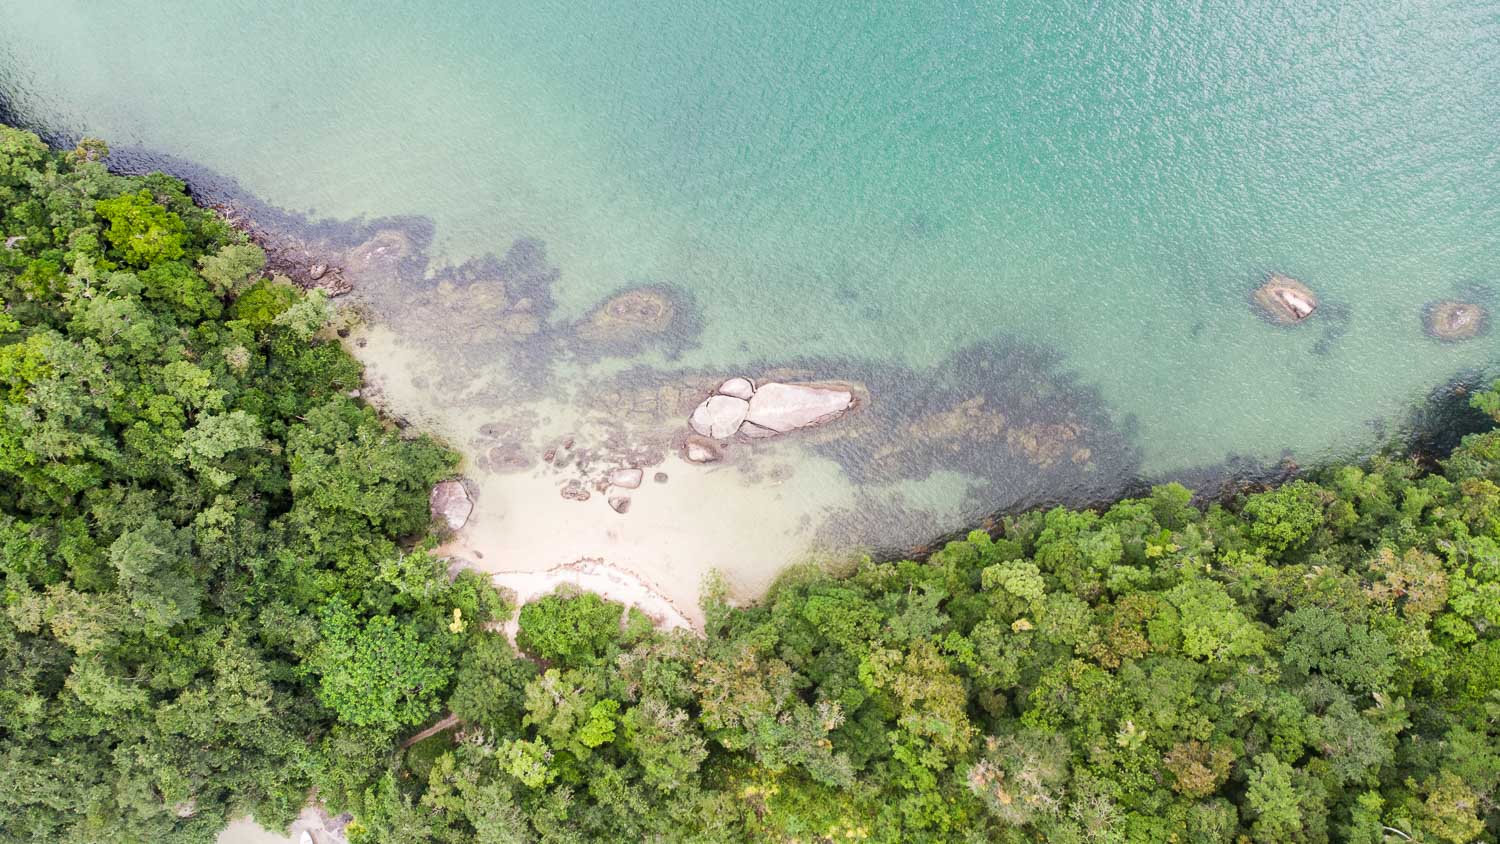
[1424,300,1488,342]
[347,229,417,278]
[689,395,751,438]
[1252,274,1319,324]
[745,382,855,433]
[609,495,632,514]
[571,283,702,359]
[429,479,475,532]
[482,444,533,473]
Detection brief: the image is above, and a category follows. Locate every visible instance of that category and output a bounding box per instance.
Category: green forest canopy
[2,124,1499,843]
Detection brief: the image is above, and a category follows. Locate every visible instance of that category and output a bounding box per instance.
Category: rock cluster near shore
[687,378,857,443]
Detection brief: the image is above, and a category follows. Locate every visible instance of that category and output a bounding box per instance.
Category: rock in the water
[570,284,700,359]
[653,471,668,483]
[347,229,415,277]
[689,395,750,439]
[500,312,543,338]
[610,467,644,489]
[483,444,533,473]
[609,495,631,514]
[429,480,474,532]
[1252,274,1318,324]
[717,376,755,400]
[1424,300,1488,342]
[745,382,855,433]
[682,435,722,464]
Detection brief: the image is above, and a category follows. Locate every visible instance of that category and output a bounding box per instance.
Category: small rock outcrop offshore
[1251,273,1319,325]
[1423,300,1489,342]
[687,378,857,444]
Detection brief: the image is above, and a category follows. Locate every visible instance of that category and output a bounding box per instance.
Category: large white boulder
[609,468,644,489]
[429,480,474,532]
[745,383,854,433]
[717,377,755,400]
[689,395,750,439]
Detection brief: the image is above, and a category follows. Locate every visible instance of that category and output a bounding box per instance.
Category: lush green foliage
[351,428,1500,842]
[5,123,1500,844]
[0,126,494,843]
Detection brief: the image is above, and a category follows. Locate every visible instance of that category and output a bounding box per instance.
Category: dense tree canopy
[361,413,1500,844]
[0,125,492,843]
[4,123,1499,844]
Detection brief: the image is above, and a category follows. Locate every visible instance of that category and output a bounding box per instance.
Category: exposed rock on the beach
[569,283,703,359]
[654,472,668,483]
[746,382,856,433]
[682,435,723,464]
[560,479,591,501]
[682,378,856,446]
[1252,274,1319,324]
[609,468,644,489]
[689,395,751,439]
[430,479,475,532]
[609,495,632,514]
[718,377,755,400]
[1424,300,1488,342]
[308,263,327,280]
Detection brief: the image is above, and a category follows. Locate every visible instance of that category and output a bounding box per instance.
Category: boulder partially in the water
[1424,300,1488,342]
[745,382,855,433]
[681,378,858,446]
[609,467,644,489]
[1252,274,1319,324]
[430,479,475,532]
[688,395,750,439]
[681,434,723,464]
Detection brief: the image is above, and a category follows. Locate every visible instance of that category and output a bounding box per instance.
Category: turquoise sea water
[3,0,1499,523]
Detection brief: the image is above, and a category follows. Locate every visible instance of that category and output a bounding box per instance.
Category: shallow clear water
[3,0,1499,591]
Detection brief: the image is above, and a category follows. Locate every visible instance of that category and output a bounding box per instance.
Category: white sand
[352,324,876,623]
